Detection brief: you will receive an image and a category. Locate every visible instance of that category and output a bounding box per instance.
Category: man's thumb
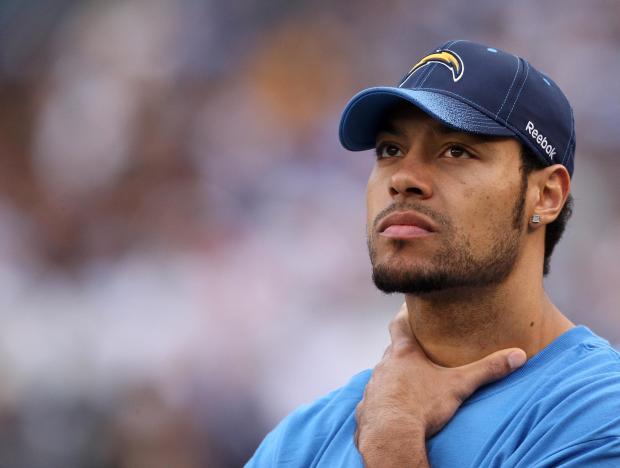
[455,348,527,400]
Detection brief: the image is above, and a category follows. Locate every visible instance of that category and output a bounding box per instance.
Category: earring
[530,214,541,224]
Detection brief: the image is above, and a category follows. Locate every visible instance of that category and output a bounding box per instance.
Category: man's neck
[404,271,574,368]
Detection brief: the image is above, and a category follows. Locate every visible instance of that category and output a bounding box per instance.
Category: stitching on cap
[415,63,439,87]
[506,61,530,120]
[409,58,435,88]
[496,56,521,118]
[417,62,439,87]
[563,108,576,166]
[444,39,464,49]
[430,39,464,85]
[561,114,575,165]
[417,39,462,88]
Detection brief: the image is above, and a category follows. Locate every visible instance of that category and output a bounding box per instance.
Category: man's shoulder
[245,370,371,467]
[278,369,372,434]
[490,333,620,467]
[475,325,620,417]
[428,327,620,467]
[539,328,620,421]
[540,326,620,392]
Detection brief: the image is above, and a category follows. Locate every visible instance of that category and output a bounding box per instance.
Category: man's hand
[355,303,527,467]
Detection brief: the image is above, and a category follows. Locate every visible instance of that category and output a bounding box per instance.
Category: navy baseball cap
[339,40,576,176]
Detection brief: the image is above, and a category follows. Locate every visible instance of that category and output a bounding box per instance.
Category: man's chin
[371,264,451,295]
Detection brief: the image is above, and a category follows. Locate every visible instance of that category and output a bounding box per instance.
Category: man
[246,40,620,467]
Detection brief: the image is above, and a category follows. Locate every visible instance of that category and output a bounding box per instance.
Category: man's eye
[444,145,471,159]
[375,144,403,159]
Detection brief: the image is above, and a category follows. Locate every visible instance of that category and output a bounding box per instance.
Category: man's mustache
[372,202,451,233]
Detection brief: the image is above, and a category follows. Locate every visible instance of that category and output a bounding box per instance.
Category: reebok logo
[525,121,556,160]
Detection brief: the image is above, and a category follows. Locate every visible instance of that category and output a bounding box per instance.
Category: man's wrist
[358,421,428,468]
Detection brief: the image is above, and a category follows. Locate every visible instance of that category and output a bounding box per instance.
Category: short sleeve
[244,370,371,467]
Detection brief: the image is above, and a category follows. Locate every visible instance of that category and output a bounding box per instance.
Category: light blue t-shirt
[247,326,620,467]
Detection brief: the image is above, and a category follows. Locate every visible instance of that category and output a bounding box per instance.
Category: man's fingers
[388,303,414,345]
[454,348,527,401]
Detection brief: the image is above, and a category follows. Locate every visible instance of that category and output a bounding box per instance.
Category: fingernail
[508,350,527,370]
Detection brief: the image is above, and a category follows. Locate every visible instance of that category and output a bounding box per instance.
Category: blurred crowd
[0,0,619,466]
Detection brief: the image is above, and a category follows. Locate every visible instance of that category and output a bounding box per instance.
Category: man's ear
[530,164,571,226]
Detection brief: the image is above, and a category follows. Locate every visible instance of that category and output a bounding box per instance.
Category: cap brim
[339,87,515,151]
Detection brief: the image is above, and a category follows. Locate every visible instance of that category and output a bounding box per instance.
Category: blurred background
[0,0,618,466]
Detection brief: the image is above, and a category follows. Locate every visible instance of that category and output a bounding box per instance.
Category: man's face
[366,103,528,295]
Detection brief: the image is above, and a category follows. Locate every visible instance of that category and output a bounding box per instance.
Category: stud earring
[530,214,541,224]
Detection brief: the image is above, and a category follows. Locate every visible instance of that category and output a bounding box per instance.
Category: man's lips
[377,211,437,239]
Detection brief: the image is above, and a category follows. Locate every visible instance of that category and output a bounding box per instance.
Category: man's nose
[388,155,433,200]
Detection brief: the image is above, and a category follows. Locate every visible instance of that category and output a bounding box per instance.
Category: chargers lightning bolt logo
[400,50,465,85]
